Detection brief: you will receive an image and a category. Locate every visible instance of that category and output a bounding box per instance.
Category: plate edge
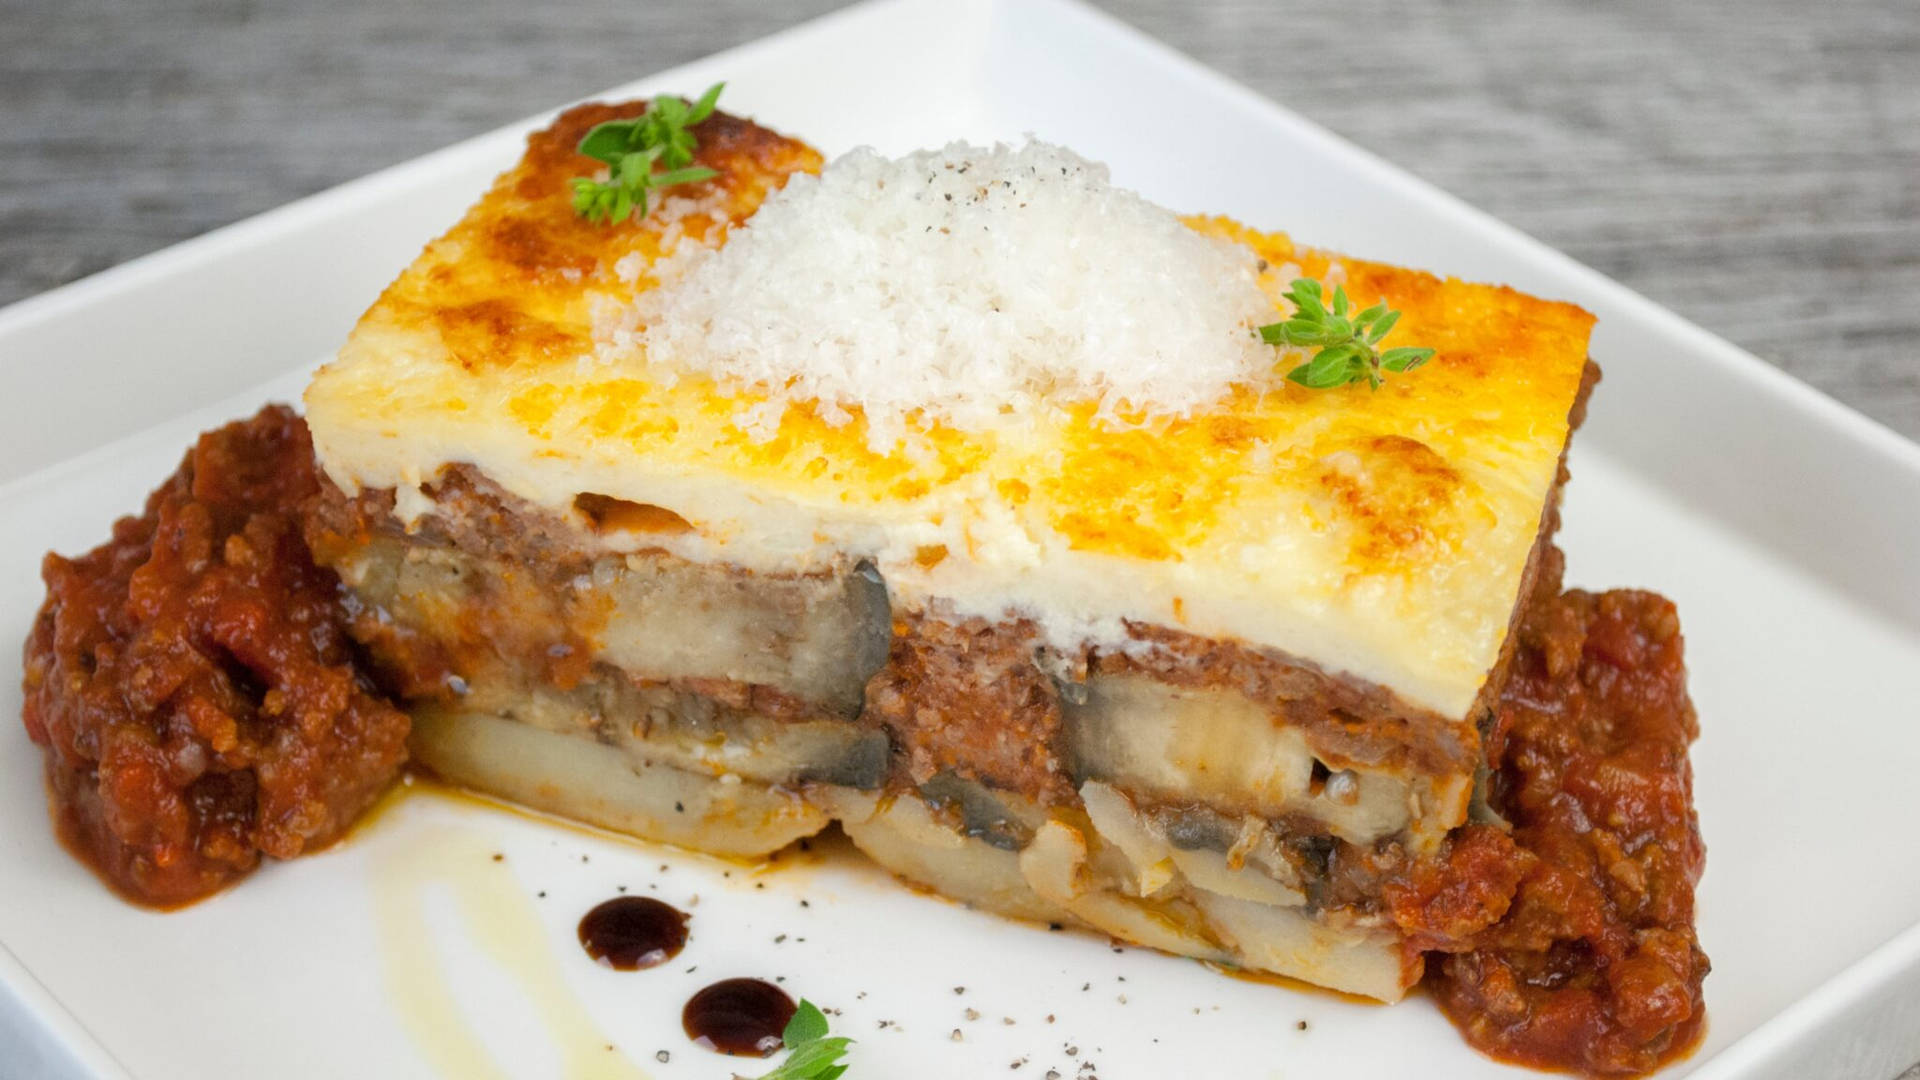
[0,1,1916,1075]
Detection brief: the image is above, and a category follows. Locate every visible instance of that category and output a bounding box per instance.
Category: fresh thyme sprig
[741,999,852,1080]
[1259,279,1435,390]
[570,82,725,224]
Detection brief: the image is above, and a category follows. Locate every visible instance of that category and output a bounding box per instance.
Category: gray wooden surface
[0,0,1915,1076]
[2,0,1916,444]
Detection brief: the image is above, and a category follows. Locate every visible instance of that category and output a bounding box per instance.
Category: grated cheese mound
[626,140,1276,442]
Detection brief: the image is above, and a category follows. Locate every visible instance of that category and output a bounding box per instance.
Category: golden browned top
[306,101,1597,717]
[377,103,823,377]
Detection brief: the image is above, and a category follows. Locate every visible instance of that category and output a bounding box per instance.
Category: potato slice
[839,792,1067,924]
[1019,820,1230,963]
[410,709,828,858]
[1192,891,1417,1002]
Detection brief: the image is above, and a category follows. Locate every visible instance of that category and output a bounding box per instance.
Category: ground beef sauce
[18,407,1706,1075]
[1406,587,1709,1075]
[20,406,408,907]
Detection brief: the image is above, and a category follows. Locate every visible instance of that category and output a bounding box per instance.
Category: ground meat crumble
[1413,588,1709,1075]
[20,405,408,906]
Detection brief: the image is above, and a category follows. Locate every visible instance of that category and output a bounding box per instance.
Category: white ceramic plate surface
[3,1,1919,1077]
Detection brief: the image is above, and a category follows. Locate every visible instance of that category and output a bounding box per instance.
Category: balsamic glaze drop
[682,978,796,1057]
[577,896,689,970]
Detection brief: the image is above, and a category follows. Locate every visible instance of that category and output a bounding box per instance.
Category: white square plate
[4,1,1919,1077]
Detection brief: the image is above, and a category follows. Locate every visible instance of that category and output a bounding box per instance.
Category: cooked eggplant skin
[1062,674,1436,845]
[330,536,893,718]
[919,771,1046,852]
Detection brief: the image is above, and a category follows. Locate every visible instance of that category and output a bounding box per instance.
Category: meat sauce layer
[20,406,408,906]
[17,407,1705,1076]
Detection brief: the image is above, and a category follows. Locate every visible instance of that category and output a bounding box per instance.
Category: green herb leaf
[654,94,688,127]
[576,122,635,167]
[1284,278,1328,320]
[743,999,853,1080]
[688,81,726,124]
[1260,318,1344,348]
[1286,342,1363,388]
[1366,308,1401,345]
[1380,346,1436,372]
[1260,278,1436,392]
[569,82,725,226]
[652,165,720,187]
[784,1000,830,1047]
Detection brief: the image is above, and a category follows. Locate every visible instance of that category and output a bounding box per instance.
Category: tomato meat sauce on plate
[20,405,408,908]
[1425,587,1709,1074]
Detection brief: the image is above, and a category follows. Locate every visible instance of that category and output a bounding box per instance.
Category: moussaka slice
[302,101,1598,1001]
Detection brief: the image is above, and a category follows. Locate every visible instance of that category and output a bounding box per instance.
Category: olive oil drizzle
[373,826,649,1080]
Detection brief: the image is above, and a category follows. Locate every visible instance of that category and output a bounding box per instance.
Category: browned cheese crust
[368,102,822,377]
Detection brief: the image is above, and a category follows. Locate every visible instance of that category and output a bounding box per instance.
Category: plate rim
[0,941,135,1080]
[1,1,1916,1077]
